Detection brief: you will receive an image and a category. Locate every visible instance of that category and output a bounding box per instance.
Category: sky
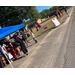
[36,6,53,13]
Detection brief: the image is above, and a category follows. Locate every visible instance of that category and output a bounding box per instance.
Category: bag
[8,53,13,59]
[27,33,30,37]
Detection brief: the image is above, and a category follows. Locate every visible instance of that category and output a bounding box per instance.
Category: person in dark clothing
[13,35,28,55]
[55,12,58,19]
[27,33,30,37]
[64,7,69,17]
[19,32,27,40]
[9,34,21,55]
[19,32,30,46]
[58,11,61,17]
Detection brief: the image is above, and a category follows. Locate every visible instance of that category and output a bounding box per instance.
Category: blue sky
[36,6,53,13]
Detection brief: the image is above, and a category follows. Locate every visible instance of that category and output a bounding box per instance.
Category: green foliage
[0,6,40,27]
[49,6,64,11]
[0,6,65,28]
[40,9,51,18]
[0,6,22,27]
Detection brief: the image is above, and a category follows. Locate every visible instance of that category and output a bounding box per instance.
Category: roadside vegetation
[27,6,72,41]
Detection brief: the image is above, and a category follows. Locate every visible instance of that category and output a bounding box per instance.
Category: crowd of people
[35,7,69,32]
[0,6,70,68]
[0,30,38,67]
[55,7,69,19]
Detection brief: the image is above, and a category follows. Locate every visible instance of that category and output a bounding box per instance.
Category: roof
[0,23,25,40]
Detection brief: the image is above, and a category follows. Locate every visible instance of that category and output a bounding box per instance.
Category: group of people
[0,30,38,67]
[55,7,69,19]
[0,31,30,66]
[55,10,63,19]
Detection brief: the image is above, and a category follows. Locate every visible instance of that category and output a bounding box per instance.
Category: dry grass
[27,12,66,40]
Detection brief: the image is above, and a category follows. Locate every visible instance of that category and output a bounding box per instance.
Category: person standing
[9,34,21,56]
[31,31,38,43]
[64,7,69,17]
[55,12,58,19]
[13,34,28,55]
[37,22,42,29]
[0,40,13,63]
[58,11,61,17]
[3,39,17,59]
[19,32,30,46]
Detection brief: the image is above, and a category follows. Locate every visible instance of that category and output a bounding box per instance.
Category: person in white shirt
[31,31,38,43]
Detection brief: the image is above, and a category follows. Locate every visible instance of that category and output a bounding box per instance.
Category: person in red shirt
[4,39,17,59]
[61,11,63,15]
[37,22,42,28]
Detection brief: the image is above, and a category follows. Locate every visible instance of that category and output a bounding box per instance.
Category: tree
[0,6,40,28]
[0,6,22,27]
[40,9,51,18]
[24,6,40,21]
